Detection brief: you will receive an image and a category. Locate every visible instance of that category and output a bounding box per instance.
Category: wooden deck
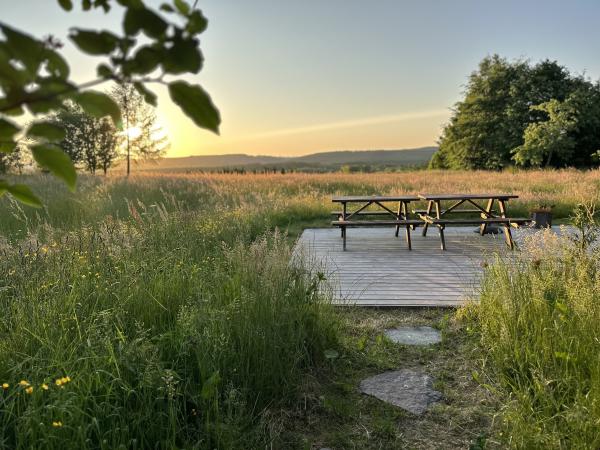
[294,226,525,307]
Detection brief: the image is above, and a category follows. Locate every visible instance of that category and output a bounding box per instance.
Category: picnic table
[331,193,530,250]
[416,193,529,250]
[331,195,421,250]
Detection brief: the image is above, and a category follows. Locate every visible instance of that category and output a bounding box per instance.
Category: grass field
[0,169,599,449]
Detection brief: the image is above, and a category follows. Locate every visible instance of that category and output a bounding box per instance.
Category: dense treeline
[430,55,600,170]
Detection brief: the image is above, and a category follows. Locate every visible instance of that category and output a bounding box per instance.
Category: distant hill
[129,147,437,172]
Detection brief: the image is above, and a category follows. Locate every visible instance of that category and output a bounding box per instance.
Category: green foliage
[168,80,221,134]
[31,144,77,190]
[431,55,600,170]
[472,229,600,448]
[50,102,121,175]
[0,0,220,205]
[0,181,338,449]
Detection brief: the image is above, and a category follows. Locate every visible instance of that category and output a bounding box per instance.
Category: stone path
[385,326,442,346]
[360,369,442,415]
[360,326,443,414]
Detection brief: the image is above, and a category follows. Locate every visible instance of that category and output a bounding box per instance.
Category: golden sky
[5,0,600,157]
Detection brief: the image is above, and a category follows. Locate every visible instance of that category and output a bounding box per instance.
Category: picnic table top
[332,195,420,202]
[418,193,519,201]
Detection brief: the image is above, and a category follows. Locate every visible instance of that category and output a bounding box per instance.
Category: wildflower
[19,380,30,387]
[52,421,63,428]
[41,384,49,390]
[2,383,8,390]
[25,386,33,394]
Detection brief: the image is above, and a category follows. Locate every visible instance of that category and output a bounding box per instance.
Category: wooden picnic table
[331,195,421,250]
[416,193,527,250]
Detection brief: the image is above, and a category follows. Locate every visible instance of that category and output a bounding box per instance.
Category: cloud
[242,109,449,140]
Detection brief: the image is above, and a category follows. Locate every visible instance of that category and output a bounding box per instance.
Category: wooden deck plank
[293,226,523,307]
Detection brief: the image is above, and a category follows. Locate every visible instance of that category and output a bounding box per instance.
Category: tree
[111,83,168,175]
[0,0,220,207]
[51,102,121,174]
[430,55,599,170]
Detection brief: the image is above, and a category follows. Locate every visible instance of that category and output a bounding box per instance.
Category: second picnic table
[332,193,530,250]
[416,193,528,250]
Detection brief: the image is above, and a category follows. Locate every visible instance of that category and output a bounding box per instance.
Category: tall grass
[0,188,338,448]
[472,220,600,448]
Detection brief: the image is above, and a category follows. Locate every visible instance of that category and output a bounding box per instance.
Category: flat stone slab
[359,369,442,415]
[385,326,442,346]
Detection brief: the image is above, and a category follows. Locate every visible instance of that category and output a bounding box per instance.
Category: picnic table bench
[417,193,530,250]
[331,193,530,250]
[331,195,421,250]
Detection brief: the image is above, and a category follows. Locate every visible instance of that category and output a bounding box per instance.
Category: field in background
[1,169,599,449]
[1,169,599,239]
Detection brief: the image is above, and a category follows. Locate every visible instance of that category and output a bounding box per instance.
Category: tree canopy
[430,55,600,170]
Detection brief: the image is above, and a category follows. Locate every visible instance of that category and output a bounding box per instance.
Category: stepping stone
[359,369,442,415]
[384,326,442,346]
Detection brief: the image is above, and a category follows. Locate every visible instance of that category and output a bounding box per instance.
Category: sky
[4,0,600,157]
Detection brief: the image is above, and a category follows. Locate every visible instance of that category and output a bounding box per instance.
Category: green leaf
[159,3,174,12]
[69,29,118,55]
[0,140,16,153]
[5,183,42,207]
[131,46,162,74]
[97,63,113,78]
[44,49,70,79]
[57,0,73,11]
[186,10,208,34]
[31,144,77,191]
[168,81,220,134]
[133,82,158,106]
[27,122,65,142]
[162,37,202,74]
[174,0,190,15]
[123,8,168,38]
[73,90,122,126]
[0,24,44,75]
[0,118,19,140]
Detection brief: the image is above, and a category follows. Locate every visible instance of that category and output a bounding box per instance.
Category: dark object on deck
[531,210,553,228]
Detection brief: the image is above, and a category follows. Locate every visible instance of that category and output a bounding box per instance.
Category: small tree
[111,83,168,175]
[51,103,121,174]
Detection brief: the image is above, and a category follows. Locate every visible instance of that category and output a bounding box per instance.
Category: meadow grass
[463,217,600,449]
[1,169,599,448]
[0,179,339,449]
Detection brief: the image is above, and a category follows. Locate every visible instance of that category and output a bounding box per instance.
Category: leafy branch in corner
[0,0,220,206]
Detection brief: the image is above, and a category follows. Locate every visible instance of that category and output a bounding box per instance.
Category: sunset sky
[5,0,600,157]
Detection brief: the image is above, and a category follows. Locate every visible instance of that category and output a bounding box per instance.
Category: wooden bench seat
[331,220,422,250]
[419,217,530,225]
[331,220,423,227]
[412,208,496,215]
[330,211,392,217]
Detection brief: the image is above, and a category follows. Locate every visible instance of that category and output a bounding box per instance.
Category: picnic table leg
[341,202,347,238]
[342,225,347,250]
[394,201,402,237]
[422,200,433,236]
[498,200,514,250]
[405,223,412,250]
[479,198,494,235]
[434,200,446,250]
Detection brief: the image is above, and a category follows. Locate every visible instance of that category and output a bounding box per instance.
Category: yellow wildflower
[52,421,63,428]
[19,380,30,387]
[25,386,33,394]
[2,383,8,390]
[41,384,49,390]
[55,379,62,386]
